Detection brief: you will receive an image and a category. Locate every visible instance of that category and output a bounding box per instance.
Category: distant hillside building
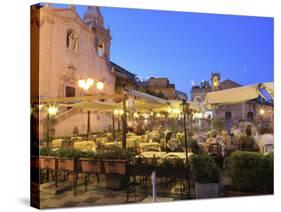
[111,62,137,92]
[191,73,241,102]
[146,77,187,100]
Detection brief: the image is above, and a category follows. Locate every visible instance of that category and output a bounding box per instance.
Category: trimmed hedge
[229,151,273,194]
[190,154,220,183]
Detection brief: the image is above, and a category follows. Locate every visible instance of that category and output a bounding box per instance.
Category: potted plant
[191,154,220,199]
[226,151,273,196]
[212,118,224,131]
[99,146,135,189]
[39,147,56,170]
[54,148,81,172]
[100,146,135,175]
[79,151,101,173]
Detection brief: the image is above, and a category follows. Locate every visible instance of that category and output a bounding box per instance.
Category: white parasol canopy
[204,82,273,106]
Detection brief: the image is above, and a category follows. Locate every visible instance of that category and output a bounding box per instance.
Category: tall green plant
[229,151,273,193]
[190,154,220,183]
[212,118,224,131]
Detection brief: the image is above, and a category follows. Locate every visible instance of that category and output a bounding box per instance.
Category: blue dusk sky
[51,3,274,97]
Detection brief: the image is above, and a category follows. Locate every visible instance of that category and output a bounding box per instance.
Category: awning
[263,82,274,99]
[38,94,123,104]
[59,100,120,111]
[127,89,169,104]
[204,82,274,106]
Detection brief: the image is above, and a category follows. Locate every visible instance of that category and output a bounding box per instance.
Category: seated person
[230,123,240,137]
[167,138,179,152]
[257,124,274,154]
[238,127,259,152]
[181,131,200,153]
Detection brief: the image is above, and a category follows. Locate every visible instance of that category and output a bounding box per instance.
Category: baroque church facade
[31,5,117,138]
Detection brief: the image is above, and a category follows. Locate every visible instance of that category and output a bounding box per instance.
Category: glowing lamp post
[46,105,58,147]
[78,78,105,136]
[181,100,191,199]
[96,81,105,90]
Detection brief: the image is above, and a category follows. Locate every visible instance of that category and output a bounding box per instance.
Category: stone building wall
[32,5,116,139]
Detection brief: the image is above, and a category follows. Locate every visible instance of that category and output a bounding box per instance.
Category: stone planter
[79,158,101,173]
[103,159,130,175]
[105,174,129,190]
[195,182,220,199]
[223,191,263,197]
[57,158,76,172]
[39,156,56,170]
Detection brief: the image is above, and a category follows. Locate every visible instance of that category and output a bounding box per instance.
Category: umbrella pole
[87,110,91,138]
[122,95,127,149]
[46,113,50,148]
[112,112,116,141]
[182,100,191,199]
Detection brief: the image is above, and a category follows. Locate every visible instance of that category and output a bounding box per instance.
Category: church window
[97,40,105,57]
[194,96,201,103]
[66,29,78,51]
[225,112,232,120]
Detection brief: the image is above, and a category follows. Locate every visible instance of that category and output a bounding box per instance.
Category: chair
[262,144,273,154]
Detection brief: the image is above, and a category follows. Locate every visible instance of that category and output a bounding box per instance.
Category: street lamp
[78,78,105,136]
[181,100,191,199]
[46,105,58,147]
[78,78,94,90]
[96,81,105,90]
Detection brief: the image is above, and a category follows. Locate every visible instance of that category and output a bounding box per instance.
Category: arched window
[194,96,201,103]
[97,40,104,57]
[66,29,78,51]
[247,111,254,122]
[225,112,232,120]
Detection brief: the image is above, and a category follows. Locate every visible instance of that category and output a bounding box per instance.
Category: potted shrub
[191,154,220,199]
[100,146,135,189]
[227,151,273,196]
[39,147,56,170]
[212,118,224,131]
[54,148,81,172]
[100,146,135,175]
[79,151,101,173]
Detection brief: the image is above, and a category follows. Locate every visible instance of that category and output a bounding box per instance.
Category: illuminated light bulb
[86,78,94,87]
[96,81,104,90]
[168,108,172,113]
[213,81,219,87]
[113,109,119,115]
[119,109,124,115]
[156,113,161,118]
[78,79,86,89]
[48,106,58,116]
[39,104,43,110]
[260,109,265,115]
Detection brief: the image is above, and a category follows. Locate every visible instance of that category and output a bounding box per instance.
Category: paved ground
[40,175,192,209]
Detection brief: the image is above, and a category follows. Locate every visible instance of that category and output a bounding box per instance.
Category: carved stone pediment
[60,65,77,85]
